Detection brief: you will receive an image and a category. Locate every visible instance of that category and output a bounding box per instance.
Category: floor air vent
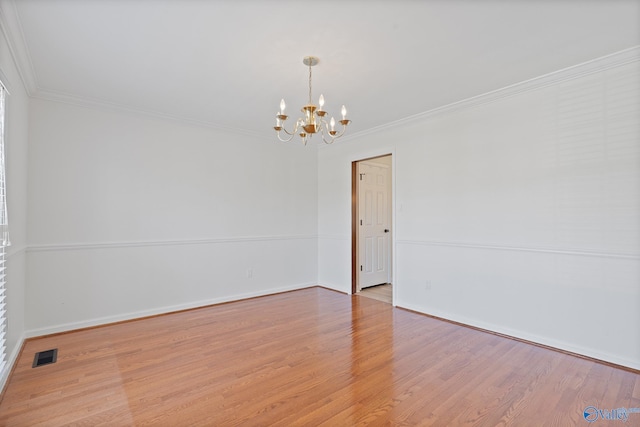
[32,349,58,368]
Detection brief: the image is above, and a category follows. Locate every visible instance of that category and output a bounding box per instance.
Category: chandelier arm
[333,124,349,138]
[279,119,302,136]
[276,131,297,142]
[318,117,347,141]
[319,132,336,145]
[280,126,295,136]
[315,120,336,144]
[317,117,328,132]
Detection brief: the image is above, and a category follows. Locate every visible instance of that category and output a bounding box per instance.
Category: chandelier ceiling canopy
[274,56,350,145]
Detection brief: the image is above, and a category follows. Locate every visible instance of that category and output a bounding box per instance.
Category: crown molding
[341,46,640,143]
[0,0,38,94]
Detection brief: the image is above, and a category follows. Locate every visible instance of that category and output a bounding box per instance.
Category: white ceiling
[4,0,640,137]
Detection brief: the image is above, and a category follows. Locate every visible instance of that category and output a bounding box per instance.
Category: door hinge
[360,219,362,226]
[360,265,363,271]
[360,173,365,180]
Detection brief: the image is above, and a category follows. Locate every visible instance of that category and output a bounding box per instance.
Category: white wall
[26,99,318,334]
[318,53,640,369]
[0,22,29,386]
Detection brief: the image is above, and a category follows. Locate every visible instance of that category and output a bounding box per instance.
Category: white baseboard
[24,282,316,339]
[0,332,26,393]
[317,282,351,295]
[397,300,640,371]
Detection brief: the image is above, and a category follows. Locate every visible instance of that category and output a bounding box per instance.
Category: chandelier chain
[308,64,312,104]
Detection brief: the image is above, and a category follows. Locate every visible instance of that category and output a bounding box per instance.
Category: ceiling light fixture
[274,56,350,145]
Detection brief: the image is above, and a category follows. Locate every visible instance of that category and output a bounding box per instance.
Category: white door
[358,162,390,290]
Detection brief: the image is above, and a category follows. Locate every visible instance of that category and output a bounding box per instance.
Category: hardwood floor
[1,287,639,426]
[358,283,392,304]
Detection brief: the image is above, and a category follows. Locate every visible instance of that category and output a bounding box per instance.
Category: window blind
[0,83,8,374]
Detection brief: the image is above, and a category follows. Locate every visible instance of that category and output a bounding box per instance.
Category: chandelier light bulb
[330,117,335,131]
[280,99,286,114]
[341,105,347,119]
[319,94,325,109]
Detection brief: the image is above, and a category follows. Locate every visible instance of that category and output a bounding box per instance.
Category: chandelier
[274,56,350,145]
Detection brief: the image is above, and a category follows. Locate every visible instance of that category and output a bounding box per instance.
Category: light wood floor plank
[358,283,392,304]
[1,287,639,425]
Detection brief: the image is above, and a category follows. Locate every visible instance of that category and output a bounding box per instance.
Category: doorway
[352,154,393,302]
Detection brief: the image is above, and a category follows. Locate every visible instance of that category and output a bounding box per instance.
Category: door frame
[352,153,394,297]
